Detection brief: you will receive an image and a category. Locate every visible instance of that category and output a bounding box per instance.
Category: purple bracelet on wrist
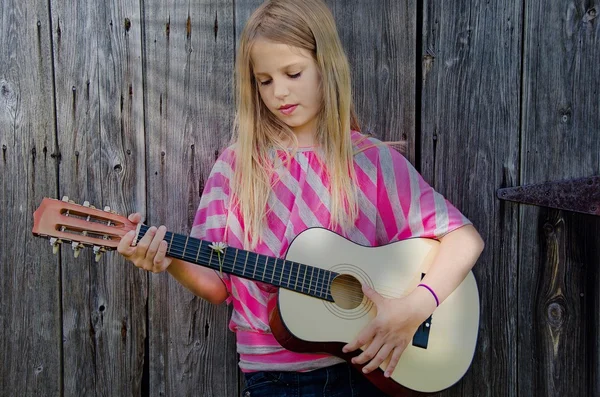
[418,283,440,307]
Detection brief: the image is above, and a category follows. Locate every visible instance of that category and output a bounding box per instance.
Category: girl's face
[251,39,322,145]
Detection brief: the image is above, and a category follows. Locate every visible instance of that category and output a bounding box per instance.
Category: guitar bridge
[412,315,432,349]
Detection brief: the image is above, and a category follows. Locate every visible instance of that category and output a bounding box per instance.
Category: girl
[118,0,485,396]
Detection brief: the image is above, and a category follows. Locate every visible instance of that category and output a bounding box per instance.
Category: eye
[259,79,272,86]
[288,72,301,79]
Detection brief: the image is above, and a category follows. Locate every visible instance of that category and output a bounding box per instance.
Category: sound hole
[330,274,364,310]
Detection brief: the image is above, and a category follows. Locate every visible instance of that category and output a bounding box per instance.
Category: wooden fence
[1,0,598,396]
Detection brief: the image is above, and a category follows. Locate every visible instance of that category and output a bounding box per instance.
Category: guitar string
[133,225,417,298]
[161,234,413,300]
[152,232,412,300]
[162,235,400,295]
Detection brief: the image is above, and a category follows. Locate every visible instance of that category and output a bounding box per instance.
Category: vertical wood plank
[0,0,61,394]
[144,1,238,395]
[50,0,147,394]
[421,1,523,396]
[519,2,600,396]
[328,0,416,162]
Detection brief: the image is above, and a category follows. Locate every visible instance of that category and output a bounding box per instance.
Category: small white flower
[209,242,227,254]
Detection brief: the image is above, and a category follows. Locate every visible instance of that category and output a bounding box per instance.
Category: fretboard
[138,225,336,301]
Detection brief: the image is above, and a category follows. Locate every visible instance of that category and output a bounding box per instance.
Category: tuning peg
[62,196,69,202]
[93,245,105,262]
[72,242,84,258]
[83,201,90,207]
[50,237,62,254]
[104,206,111,212]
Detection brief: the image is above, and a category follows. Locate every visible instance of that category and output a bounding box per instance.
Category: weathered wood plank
[421,1,523,396]
[328,0,416,162]
[144,1,238,395]
[0,0,61,395]
[518,2,600,396]
[50,0,147,394]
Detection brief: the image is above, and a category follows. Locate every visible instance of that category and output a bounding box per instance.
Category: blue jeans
[241,362,390,396]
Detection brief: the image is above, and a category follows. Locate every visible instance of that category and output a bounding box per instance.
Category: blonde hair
[232,0,361,249]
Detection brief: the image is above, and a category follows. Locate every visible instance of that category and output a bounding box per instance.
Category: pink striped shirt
[190,132,471,372]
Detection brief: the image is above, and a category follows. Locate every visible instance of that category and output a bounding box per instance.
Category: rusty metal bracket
[497,176,600,216]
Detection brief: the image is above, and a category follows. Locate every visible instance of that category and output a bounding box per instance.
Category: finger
[117,230,137,257]
[384,344,406,378]
[352,333,385,366]
[152,240,172,272]
[128,212,142,223]
[362,284,384,306]
[362,342,394,374]
[145,226,167,262]
[136,226,157,254]
[343,325,376,354]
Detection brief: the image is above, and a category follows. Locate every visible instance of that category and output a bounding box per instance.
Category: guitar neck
[138,225,336,302]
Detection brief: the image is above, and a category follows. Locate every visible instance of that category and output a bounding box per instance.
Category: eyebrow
[253,62,305,77]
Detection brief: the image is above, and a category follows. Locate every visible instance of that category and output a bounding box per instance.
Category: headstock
[32,197,137,261]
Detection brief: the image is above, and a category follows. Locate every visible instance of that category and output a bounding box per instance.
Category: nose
[273,78,289,99]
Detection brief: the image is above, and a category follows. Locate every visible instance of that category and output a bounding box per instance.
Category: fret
[287,262,293,289]
[169,233,174,251]
[208,248,214,270]
[194,240,203,264]
[252,254,259,279]
[262,257,268,280]
[271,258,277,284]
[279,260,285,286]
[242,251,249,277]
[182,236,190,258]
[231,248,239,274]
[327,271,332,298]
[294,263,300,290]
[308,267,315,295]
[301,265,308,294]
[315,268,321,297]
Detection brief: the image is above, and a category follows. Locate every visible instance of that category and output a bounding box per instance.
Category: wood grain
[421,1,523,396]
[144,0,237,395]
[518,2,600,396]
[50,0,147,394]
[0,0,61,394]
[327,0,416,163]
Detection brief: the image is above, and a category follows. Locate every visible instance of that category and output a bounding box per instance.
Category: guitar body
[270,228,480,396]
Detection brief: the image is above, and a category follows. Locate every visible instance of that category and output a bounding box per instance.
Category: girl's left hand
[341,284,435,378]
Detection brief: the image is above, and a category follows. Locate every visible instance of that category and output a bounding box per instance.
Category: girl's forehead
[250,39,312,71]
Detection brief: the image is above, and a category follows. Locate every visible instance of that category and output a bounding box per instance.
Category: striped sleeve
[376,146,471,243]
[190,147,235,300]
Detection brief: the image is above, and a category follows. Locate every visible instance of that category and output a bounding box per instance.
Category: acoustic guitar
[32,197,480,396]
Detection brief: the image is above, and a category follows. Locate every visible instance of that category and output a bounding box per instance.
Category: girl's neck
[286,129,317,148]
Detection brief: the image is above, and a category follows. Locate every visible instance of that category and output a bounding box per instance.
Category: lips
[279,104,298,115]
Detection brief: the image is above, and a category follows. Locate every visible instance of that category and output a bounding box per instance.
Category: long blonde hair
[233,0,360,249]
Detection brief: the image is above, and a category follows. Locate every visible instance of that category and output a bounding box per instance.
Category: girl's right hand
[117,213,172,273]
